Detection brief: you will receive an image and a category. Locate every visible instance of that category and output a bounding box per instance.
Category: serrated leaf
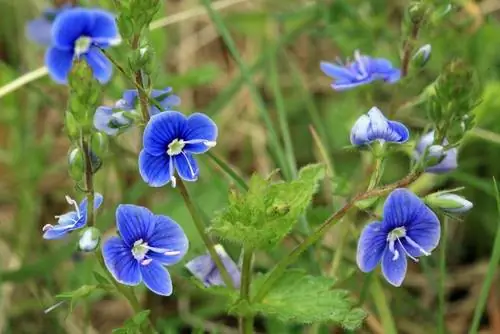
[131,310,151,326]
[251,270,366,329]
[210,164,325,249]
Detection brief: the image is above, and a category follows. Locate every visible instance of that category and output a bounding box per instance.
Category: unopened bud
[425,193,473,213]
[68,147,85,181]
[408,1,428,24]
[412,44,431,68]
[78,227,101,252]
[90,132,108,156]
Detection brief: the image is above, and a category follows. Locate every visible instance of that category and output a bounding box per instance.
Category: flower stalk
[240,248,254,334]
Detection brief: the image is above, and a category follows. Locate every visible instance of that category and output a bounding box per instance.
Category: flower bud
[412,44,431,68]
[64,111,80,140]
[90,132,108,156]
[78,227,101,252]
[408,1,428,24]
[68,147,85,181]
[425,193,473,213]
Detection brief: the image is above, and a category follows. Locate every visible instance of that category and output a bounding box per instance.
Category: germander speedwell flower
[320,50,401,91]
[139,111,218,187]
[350,107,409,146]
[42,193,103,240]
[357,188,440,286]
[102,205,189,296]
[414,131,457,173]
[45,8,120,84]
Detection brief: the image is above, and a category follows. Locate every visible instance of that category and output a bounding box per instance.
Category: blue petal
[387,120,410,143]
[121,89,138,109]
[426,148,457,173]
[320,61,355,81]
[45,47,74,84]
[78,193,104,218]
[88,9,119,44]
[369,58,396,74]
[102,237,141,285]
[332,76,374,91]
[350,114,370,146]
[174,153,199,181]
[94,107,118,135]
[383,69,401,83]
[139,151,173,187]
[366,107,409,143]
[381,243,407,287]
[185,254,215,284]
[140,261,173,296]
[356,221,387,273]
[57,212,79,226]
[182,113,218,154]
[150,89,181,115]
[43,225,73,240]
[52,8,94,49]
[143,111,187,156]
[116,204,156,247]
[26,18,53,46]
[83,47,113,84]
[146,215,189,265]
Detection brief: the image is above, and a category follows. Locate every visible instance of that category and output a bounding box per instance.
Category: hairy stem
[401,21,421,77]
[240,248,254,334]
[81,137,95,227]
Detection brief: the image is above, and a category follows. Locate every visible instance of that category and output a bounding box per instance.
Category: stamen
[404,235,431,256]
[65,195,81,217]
[181,151,196,178]
[170,175,177,188]
[183,139,217,148]
[164,250,181,256]
[396,238,419,262]
[354,50,368,77]
[141,258,153,266]
[42,224,53,232]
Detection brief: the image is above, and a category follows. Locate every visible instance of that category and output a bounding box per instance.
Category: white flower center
[132,239,149,261]
[74,36,92,56]
[387,226,430,262]
[167,139,185,156]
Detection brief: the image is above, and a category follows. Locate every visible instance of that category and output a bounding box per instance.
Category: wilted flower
[186,244,241,288]
[26,5,72,46]
[320,50,400,91]
[102,205,189,296]
[350,107,410,146]
[45,8,121,84]
[357,188,440,286]
[139,111,218,187]
[414,131,458,173]
[43,194,103,240]
[425,192,473,213]
[94,87,180,135]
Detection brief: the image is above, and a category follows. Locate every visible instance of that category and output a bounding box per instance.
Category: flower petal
[350,114,371,146]
[332,77,374,91]
[356,221,387,272]
[83,47,113,84]
[88,10,118,43]
[120,89,138,109]
[94,107,118,135]
[52,8,94,49]
[143,111,187,156]
[426,148,458,173]
[146,215,189,265]
[381,243,407,287]
[320,61,356,81]
[182,113,218,154]
[45,47,74,84]
[140,262,173,296]
[174,153,199,182]
[139,151,173,187]
[43,225,73,240]
[26,18,53,46]
[366,107,409,143]
[102,237,141,286]
[116,204,156,247]
[78,193,104,219]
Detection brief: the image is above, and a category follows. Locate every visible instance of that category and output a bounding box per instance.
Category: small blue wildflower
[26,5,72,46]
[45,8,121,84]
[350,107,410,146]
[186,244,241,288]
[94,87,180,136]
[320,50,401,91]
[102,204,189,296]
[42,194,103,240]
[414,131,457,173]
[139,111,218,187]
[357,188,440,286]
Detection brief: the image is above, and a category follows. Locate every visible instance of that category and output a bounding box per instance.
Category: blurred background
[1,0,500,333]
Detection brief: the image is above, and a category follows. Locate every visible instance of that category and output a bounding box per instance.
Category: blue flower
[357,188,440,286]
[320,50,401,91]
[186,244,241,288]
[414,131,457,173]
[42,194,103,240]
[45,8,120,84]
[26,5,72,46]
[102,205,189,296]
[94,87,180,135]
[350,107,409,146]
[139,111,218,187]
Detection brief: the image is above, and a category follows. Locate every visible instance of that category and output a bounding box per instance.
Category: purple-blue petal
[143,111,187,156]
[26,18,53,46]
[138,151,173,187]
[45,47,74,84]
[116,204,156,247]
[78,193,104,218]
[102,236,141,286]
[425,148,458,173]
[52,8,94,49]
[332,77,374,91]
[139,261,173,296]
[182,113,218,154]
[381,243,407,287]
[83,47,113,84]
[320,61,356,81]
[121,90,138,109]
[356,221,387,273]
[87,9,118,42]
[146,215,189,265]
[174,153,199,182]
[94,107,118,135]
[43,225,73,240]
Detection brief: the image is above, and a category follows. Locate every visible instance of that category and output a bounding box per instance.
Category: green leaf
[210,164,325,249]
[55,285,98,313]
[131,310,151,326]
[112,310,151,334]
[251,270,366,329]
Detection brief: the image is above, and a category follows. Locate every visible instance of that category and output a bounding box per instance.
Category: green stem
[206,151,248,191]
[252,171,421,302]
[177,179,235,289]
[367,143,386,191]
[81,137,95,227]
[438,217,448,334]
[131,35,151,123]
[370,276,397,334]
[240,248,254,334]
